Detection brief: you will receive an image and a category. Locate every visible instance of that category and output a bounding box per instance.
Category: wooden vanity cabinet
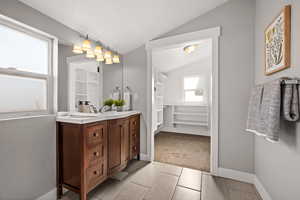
[57,114,140,200]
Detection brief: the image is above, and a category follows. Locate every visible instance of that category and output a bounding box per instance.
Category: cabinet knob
[94,170,99,175]
[94,152,99,156]
[93,132,99,137]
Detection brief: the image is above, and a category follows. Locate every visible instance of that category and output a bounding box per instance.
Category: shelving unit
[160,104,210,136]
[154,71,168,130]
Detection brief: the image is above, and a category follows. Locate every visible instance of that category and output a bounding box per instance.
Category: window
[0,16,56,118]
[184,76,204,102]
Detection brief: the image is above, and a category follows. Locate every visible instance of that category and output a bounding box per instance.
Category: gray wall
[0,116,56,200]
[254,0,300,199]
[103,63,124,100]
[123,0,255,173]
[123,46,148,153]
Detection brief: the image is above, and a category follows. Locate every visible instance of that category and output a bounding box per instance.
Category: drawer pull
[93,132,99,137]
[94,170,99,175]
[133,146,137,151]
[133,121,137,125]
[94,152,99,157]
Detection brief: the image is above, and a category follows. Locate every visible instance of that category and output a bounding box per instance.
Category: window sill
[0,114,56,122]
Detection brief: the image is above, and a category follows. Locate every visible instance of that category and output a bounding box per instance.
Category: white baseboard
[218,167,254,184]
[140,153,150,161]
[160,126,210,137]
[36,188,56,200]
[254,176,272,200]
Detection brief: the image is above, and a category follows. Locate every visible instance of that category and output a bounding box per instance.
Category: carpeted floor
[154,132,210,172]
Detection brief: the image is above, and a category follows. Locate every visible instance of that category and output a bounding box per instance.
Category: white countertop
[56,111,141,124]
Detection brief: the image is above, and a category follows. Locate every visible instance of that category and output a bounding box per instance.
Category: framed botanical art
[265,5,291,75]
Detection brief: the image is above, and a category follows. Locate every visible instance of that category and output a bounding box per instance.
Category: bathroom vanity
[56,111,140,200]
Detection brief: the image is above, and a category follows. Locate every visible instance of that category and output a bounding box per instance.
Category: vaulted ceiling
[19,0,227,54]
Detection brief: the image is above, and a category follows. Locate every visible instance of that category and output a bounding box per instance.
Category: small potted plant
[103,99,114,111]
[114,99,125,112]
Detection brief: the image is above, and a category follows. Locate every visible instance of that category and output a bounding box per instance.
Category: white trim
[218,167,254,184]
[140,153,151,161]
[254,176,273,200]
[35,188,57,200]
[145,27,221,175]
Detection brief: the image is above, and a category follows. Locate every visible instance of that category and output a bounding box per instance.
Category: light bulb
[94,45,103,55]
[72,45,83,54]
[86,50,95,58]
[112,55,120,63]
[96,54,105,62]
[104,50,112,59]
[183,45,197,54]
[82,39,91,51]
[105,58,113,64]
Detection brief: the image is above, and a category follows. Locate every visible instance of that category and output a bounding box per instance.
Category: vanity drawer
[87,161,106,191]
[87,144,105,167]
[86,122,107,146]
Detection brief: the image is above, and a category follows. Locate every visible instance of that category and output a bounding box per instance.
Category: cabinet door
[121,119,130,164]
[108,119,122,173]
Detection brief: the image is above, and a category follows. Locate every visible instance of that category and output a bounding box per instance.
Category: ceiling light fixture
[104,50,112,59]
[183,44,198,54]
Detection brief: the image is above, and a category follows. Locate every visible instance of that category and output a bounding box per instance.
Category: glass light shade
[104,50,112,59]
[94,45,103,55]
[86,50,95,58]
[72,45,83,54]
[105,58,113,64]
[82,39,91,51]
[183,45,196,54]
[112,55,120,63]
[96,54,105,62]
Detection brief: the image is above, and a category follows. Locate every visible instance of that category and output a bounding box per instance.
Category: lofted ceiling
[152,39,212,72]
[19,0,227,54]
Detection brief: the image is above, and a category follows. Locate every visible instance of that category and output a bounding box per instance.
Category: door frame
[145,27,221,175]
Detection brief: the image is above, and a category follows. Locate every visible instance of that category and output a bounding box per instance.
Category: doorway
[146,27,220,175]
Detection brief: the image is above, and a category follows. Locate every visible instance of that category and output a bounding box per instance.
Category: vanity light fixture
[112,54,120,63]
[82,35,91,51]
[105,57,113,64]
[96,54,105,62]
[94,45,103,55]
[104,50,112,59]
[72,45,83,54]
[86,50,95,58]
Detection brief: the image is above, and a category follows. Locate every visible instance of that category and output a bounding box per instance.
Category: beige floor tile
[228,189,261,200]
[90,179,127,200]
[201,174,229,200]
[177,168,202,191]
[144,173,178,200]
[152,161,183,176]
[114,182,148,200]
[172,186,201,200]
[129,164,160,187]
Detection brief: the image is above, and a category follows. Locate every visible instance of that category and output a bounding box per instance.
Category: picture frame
[265,5,291,75]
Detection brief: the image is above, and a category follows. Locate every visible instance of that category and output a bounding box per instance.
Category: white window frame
[183,75,203,103]
[0,14,58,120]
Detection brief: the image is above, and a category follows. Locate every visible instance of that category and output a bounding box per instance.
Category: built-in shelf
[173,112,208,116]
[173,121,208,126]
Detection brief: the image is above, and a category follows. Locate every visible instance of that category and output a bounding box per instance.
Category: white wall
[124,0,255,173]
[254,1,300,200]
[163,58,211,105]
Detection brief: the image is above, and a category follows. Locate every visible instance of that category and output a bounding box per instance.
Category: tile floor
[61,161,262,200]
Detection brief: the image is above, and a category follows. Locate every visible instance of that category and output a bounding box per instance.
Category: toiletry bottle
[112,86,121,101]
